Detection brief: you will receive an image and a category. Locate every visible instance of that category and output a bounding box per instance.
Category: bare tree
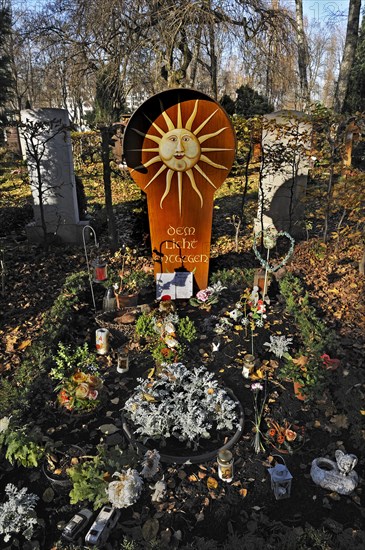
[295,0,310,110]
[334,0,361,113]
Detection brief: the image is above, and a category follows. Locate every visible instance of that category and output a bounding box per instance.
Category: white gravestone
[255,110,312,237]
[20,108,88,244]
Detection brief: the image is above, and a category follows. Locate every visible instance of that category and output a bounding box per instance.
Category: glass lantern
[268,458,292,500]
[242,354,255,379]
[93,258,108,282]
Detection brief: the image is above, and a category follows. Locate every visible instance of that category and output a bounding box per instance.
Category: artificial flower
[75,383,90,399]
[321,354,340,370]
[107,469,143,508]
[72,371,87,383]
[284,429,297,442]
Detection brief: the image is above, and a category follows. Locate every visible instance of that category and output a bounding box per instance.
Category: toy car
[61,508,94,544]
[85,505,120,546]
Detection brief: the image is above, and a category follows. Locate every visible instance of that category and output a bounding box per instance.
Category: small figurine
[335,449,358,476]
[310,449,359,495]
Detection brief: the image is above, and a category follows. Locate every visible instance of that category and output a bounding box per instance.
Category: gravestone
[20,108,88,244]
[124,89,236,290]
[5,126,22,156]
[254,110,312,237]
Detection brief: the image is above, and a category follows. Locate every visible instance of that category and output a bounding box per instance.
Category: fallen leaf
[17,339,31,351]
[207,477,218,490]
[198,471,207,479]
[239,488,248,497]
[188,474,198,482]
[142,518,159,541]
[251,367,265,380]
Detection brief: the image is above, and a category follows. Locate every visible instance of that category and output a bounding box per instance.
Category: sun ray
[161,109,175,131]
[193,109,219,136]
[178,172,183,216]
[199,155,228,170]
[132,127,161,144]
[185,100,199,130]
[144,164,167,189]
[186,169,203,207]
[198,127,228,144]
[194,164,217,189]
[160,169,174,208]
[177,102,182,129]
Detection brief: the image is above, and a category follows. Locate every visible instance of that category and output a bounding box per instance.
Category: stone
[254,110,312,237]
[42,487,55,503]
[310,450,359,495]
[20,108,88,244]
[99,423,120,435]
[105,432,125,446]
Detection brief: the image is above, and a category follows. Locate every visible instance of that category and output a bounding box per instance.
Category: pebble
[99,423,119,434]
[42,487,55,503]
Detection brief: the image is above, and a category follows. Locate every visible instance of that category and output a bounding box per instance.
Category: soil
[0,190,364,549]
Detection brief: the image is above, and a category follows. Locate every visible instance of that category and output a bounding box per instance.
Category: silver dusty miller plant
[263,335,293,359]
[124,363,238,449]
[0,484,39,542]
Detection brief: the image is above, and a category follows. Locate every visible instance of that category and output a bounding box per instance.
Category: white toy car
[85,505,120,546]
[61,508,94,544]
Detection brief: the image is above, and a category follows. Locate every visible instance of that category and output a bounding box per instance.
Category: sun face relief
[159,129,201,172]
[130,99,234,216]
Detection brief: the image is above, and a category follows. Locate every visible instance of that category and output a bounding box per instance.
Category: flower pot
[43,444,85,492]
[293,381,306,401]
[117,293,139,308]
[122,389,245,464]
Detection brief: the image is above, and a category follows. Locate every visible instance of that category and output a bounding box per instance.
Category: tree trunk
[334,0,361,113]
[295,0,310,111]
[100,126,118,251]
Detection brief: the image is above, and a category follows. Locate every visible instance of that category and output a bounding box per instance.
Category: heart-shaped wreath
[253,230,295,273]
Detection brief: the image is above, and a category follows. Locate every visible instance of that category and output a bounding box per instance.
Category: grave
[20,108,88,245]
[254,110,312,237]
[124,89,236,291]
[5,126,22,156]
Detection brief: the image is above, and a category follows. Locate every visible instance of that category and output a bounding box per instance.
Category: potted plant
[278,351,326,400]
[107,246,153,309]
[123,363,244,460]
[43,443,87,490]
[67,444,139,510]
[135,310,197,370]
[49,343,103,413]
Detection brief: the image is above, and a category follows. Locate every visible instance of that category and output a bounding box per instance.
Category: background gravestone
[254,110,312,237]
[5,126,22,156]
[20,108,88,245]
